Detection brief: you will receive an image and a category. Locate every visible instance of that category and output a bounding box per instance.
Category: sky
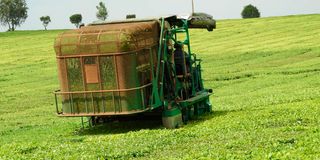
[0,0,320,31]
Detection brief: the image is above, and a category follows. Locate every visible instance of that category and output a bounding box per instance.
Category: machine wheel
[88,116,100,127]
[87,116,94,127]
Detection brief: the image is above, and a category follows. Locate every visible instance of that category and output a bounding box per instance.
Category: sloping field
[0,14,320,159]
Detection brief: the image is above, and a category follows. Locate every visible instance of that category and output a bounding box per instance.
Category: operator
[174,43,185,75]
[174,43,191,75]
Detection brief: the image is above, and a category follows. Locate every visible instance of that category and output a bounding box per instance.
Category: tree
[0,0,28,31]
[96,2,108,21]
[241,4,260,19]
[69,14,82,28]
[40,16,51,30]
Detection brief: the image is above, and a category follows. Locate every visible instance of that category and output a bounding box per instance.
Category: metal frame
[153,18,212,119]
[54,83,151,116]
[55,43,159,116]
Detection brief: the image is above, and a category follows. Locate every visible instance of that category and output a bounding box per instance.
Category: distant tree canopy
[96,2,108,21]
[0,0,28,31]
[241,4,260,19]
[40,16,51,30]
[69,14,82,28]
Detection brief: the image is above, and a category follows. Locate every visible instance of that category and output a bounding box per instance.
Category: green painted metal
[162,110,183,129]
[156,17,213,123]
[150,18,164,109]
[178,91,211,108]
[162,107,181,117]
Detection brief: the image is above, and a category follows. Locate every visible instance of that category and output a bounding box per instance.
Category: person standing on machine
[174,43,185,75]
[174,43,191,75]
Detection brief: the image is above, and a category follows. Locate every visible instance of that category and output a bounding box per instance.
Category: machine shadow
[210,109,237,118]
[193,109,242,127]
[76,115,163,135]
[76,110,234,135]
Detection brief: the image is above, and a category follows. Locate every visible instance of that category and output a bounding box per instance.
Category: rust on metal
[84,64,99,84]
[57,108,151,117]
[55,83,152,94]
[54,21,159,116]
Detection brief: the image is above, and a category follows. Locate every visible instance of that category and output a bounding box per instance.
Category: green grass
[1,14,320,159]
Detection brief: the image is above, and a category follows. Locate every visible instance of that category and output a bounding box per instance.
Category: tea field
[0,14,320,159]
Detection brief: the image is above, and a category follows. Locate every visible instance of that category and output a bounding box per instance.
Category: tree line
[0,0,261,32]
[68,2,108,29]
[0,0,108,31]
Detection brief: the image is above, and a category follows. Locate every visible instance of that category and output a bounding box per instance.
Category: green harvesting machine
[54,13,216,128]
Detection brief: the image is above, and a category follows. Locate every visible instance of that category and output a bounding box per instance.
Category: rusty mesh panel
[55,21,160,115]
[100,56,116,90]
[136,49,153,106]
[57,59,68,92]
[116,53,141,110]
[66,58,84,91]
[54,21,159,55]
[99,56,117,113]
[58,49,158,115]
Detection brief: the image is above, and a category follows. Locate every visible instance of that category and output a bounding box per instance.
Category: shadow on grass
[76,109,236,135]
[76,115,163,135]
[211,110,237,117]
[189,109,241,124]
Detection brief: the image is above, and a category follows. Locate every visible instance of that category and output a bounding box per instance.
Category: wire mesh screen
[54,20,159,116]
[55,21,159,55]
